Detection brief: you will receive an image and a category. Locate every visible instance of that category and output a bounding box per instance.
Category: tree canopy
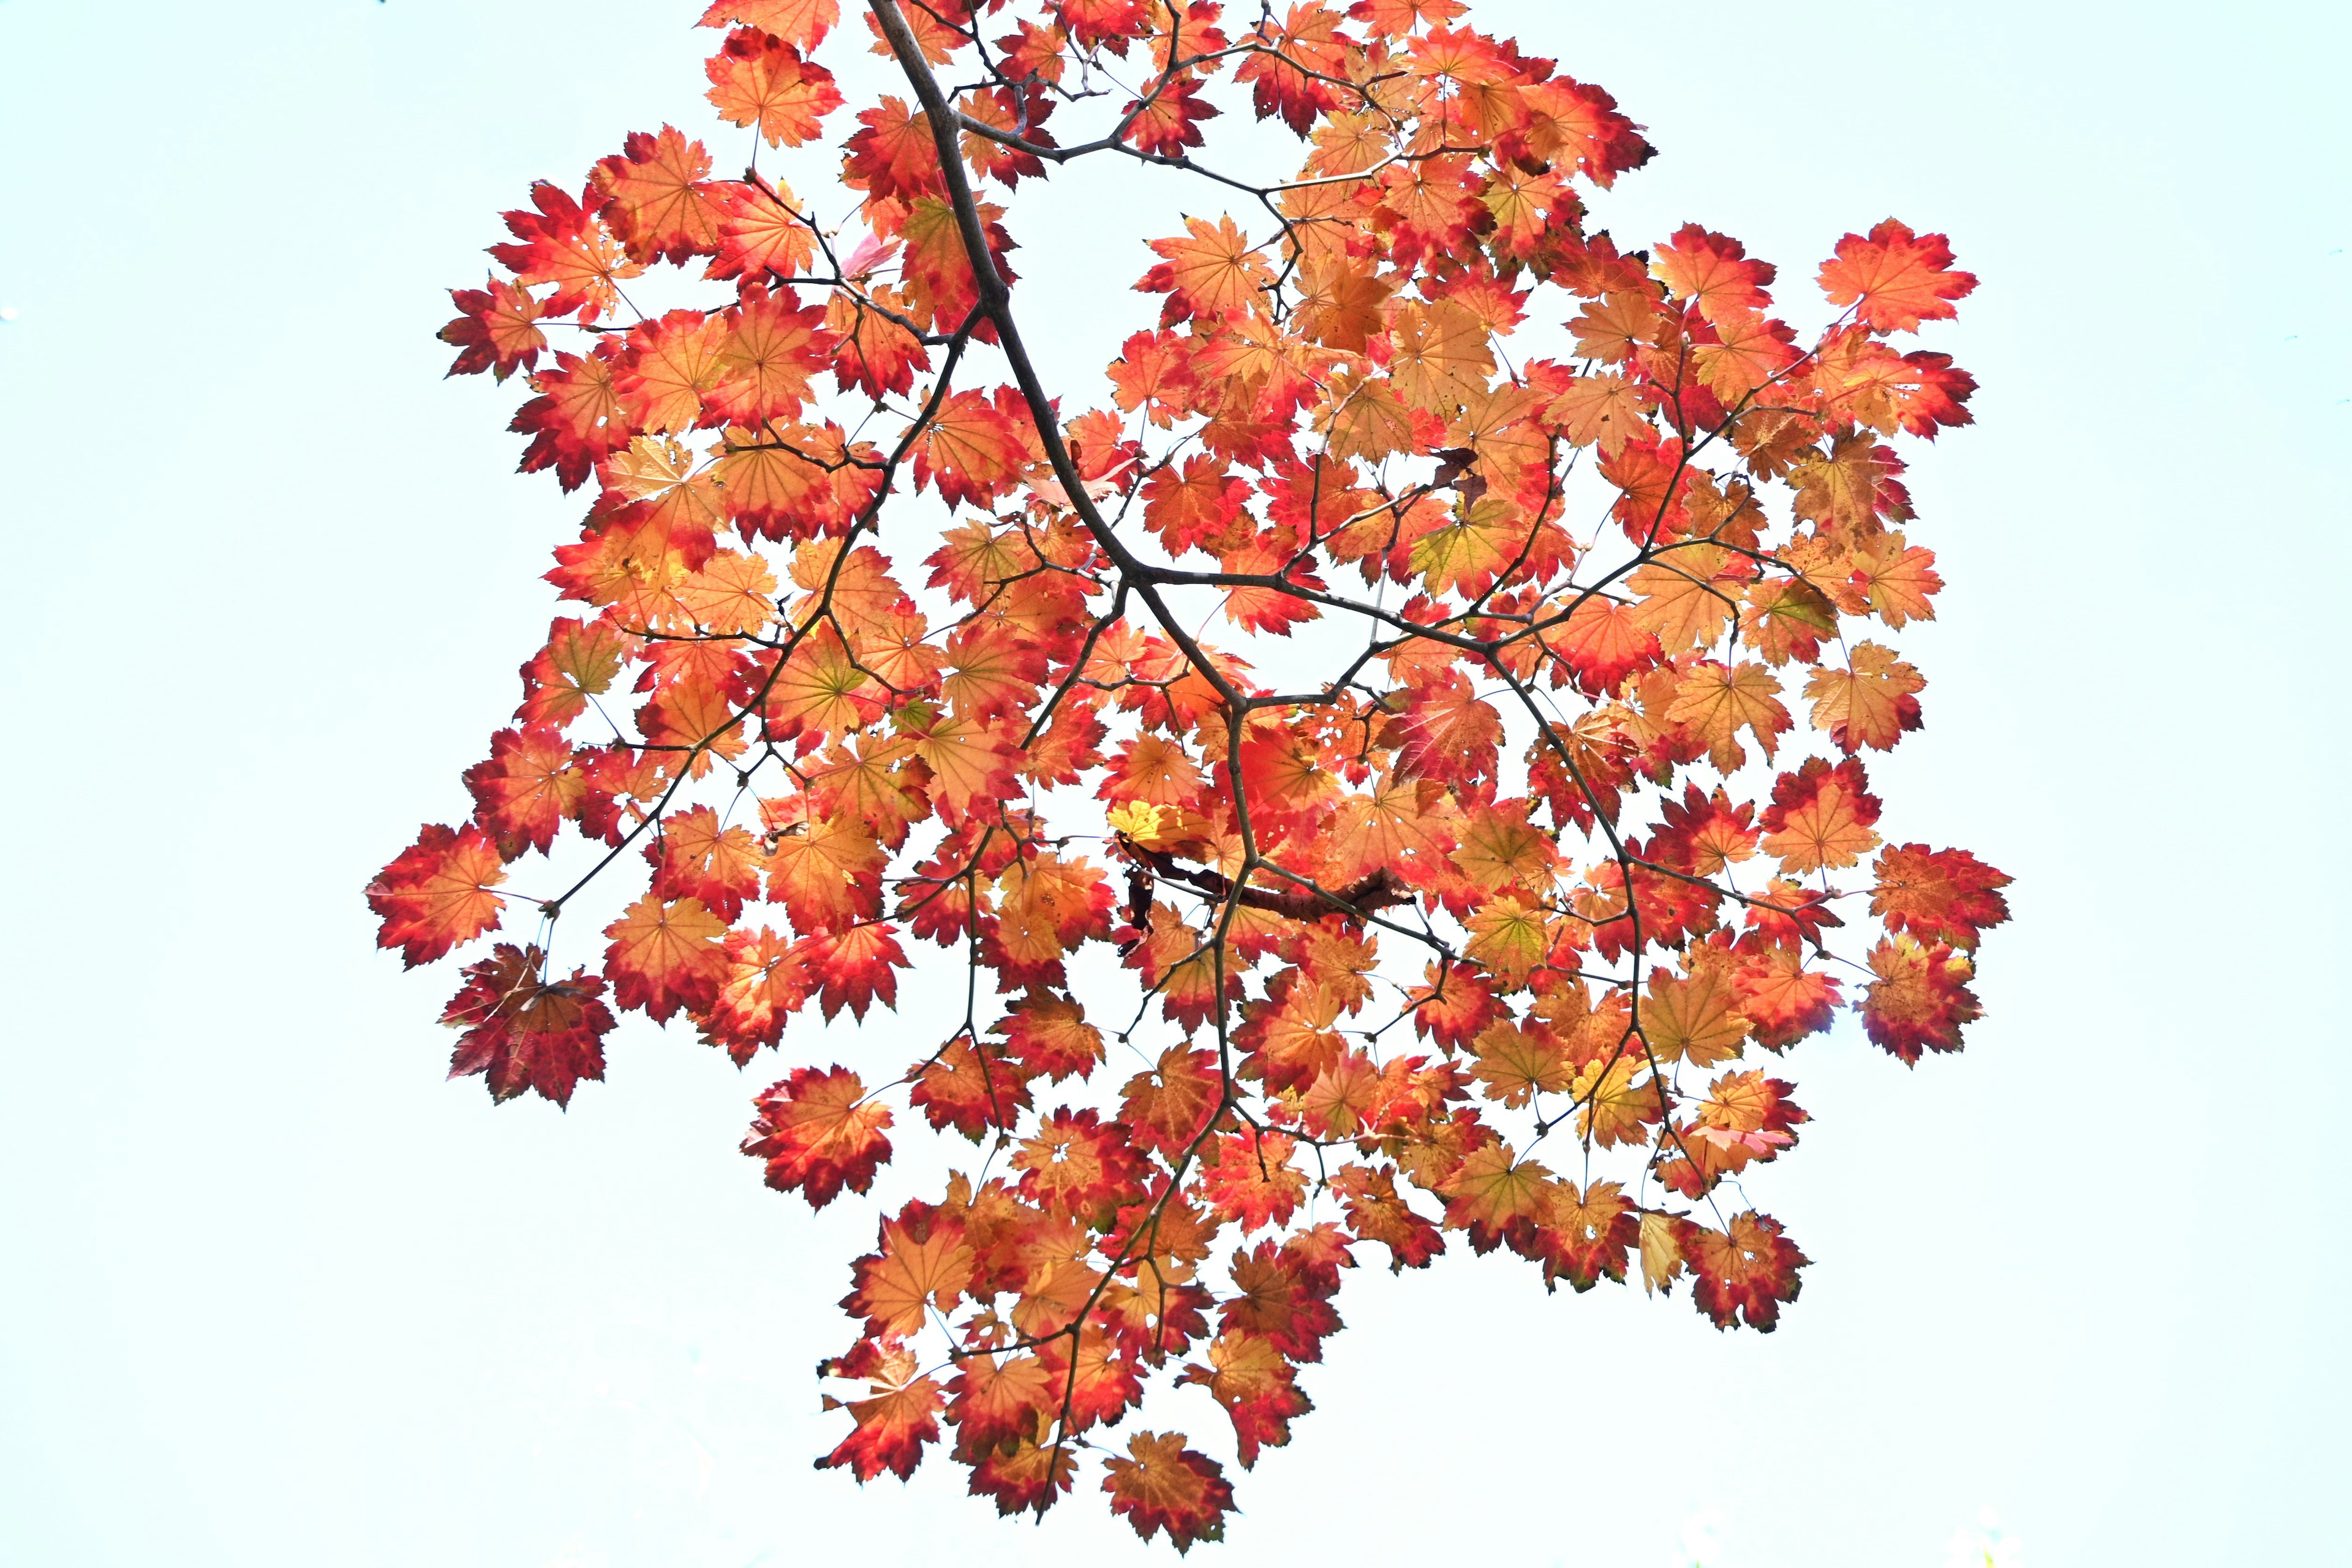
[372,0,2006,1547]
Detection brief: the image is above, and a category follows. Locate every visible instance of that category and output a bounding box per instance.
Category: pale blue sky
[1,2,2345,1566]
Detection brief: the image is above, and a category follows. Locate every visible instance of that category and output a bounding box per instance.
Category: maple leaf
[1537,1179,1639,1292]
[1388,298,1493,417]
[801,923,910,1021]
[1570,289,1666,366]
[1871,843,2013,951]
[706,28,843,147]
[1625,541,1752,655]
[440,943,616,1107]
[1120,1046,1225,1156]
[1687,1211,1807,1331]
[1858,936,1982,1063]
[1653,223,1776,322]
[761,626,882,750]
[766,812,884,936]
[1694,307,1801,398]
[843,96,943,203]
[990,991,1104,1082]
[1036,1327,1146,1438]
[1184,1330,1313,1468]
[1441,1142,1553,1254]
[1571,1052,1659,1148]
[512,350,631,491]
[1409,498,1519,599]
[1330,1163,1444,1270]
[1375,153,1485,268]
[650,803,763,922]
[1740,577,1837,667]
[946,1349,1054,1459]
[816,1343,940,1481]
[1293,256,1395,352]
[1382,669,1501,785]
[369,823,507,967]
[846,1202,972,1339]
[1144,214,1274,320]
[1405,960,1499,1051]
[703,925,810,1060]
[707,180,816,282]
[903,707,1019,820]
[603,894,729,1022]
[1817,219,1978,333]
[593,126,729,267]
[1649,784,1759,876]
[490,181,642,323]
[1760,755,1883,873]
[1226,1227,1349,1339]
[516,619,635,729]
[1640,949,1750,1067]
[1850,532,1942,627]
[913,390,1031,510]
[618,309,729,434]
[1736,945,1842,1049]
[1349,0,1468,32]
[1013,1107,1147,1226]
[745,1064,893,1206]
[958,85,1055,187]
[1806,641,1927,752]
[1199,1129,1307,1232]
[1463,895,1551,988]
[1229,5,1348,132]
[1666,660,1789,772]
[1145,453,1256,558]
[1790,430,1912,538]
[1466,1019,1569,1108]
[1548,371,1649,455]
[899,194,1019,331]
[1638,1210,1692,1296]
[912,1036,1033,1137]
[704,284,831,425]
[441,276,546,381]
[942,621,1048,722]
[1123,77,1221,157]
[464,725,586,859]
[1102,733,1207,808]
[1102,1431,1233,1553]
[1545,596,1662,694]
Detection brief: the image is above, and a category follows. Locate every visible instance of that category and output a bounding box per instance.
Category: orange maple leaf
[706,27,843,146]
[370,824,507,968]
[1101,1431,1233,1553]
[1817,218,1978,333]
[1144,214,1274,320]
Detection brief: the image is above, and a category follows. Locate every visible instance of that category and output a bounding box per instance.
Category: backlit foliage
[374,0,2008,1546]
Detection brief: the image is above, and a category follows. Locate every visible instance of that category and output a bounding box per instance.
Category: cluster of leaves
[374,0,2008,1548]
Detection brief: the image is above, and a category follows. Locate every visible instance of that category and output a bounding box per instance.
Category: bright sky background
[2,2,2346,1566]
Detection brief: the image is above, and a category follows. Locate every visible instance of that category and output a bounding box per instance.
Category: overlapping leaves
[378,0,2006,1548]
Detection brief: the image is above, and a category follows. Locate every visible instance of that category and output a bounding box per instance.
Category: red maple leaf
[1687,1210,1807,1331]
[440,276,547,381]
[440,944,616,1107]
[745,1065,894,1206]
